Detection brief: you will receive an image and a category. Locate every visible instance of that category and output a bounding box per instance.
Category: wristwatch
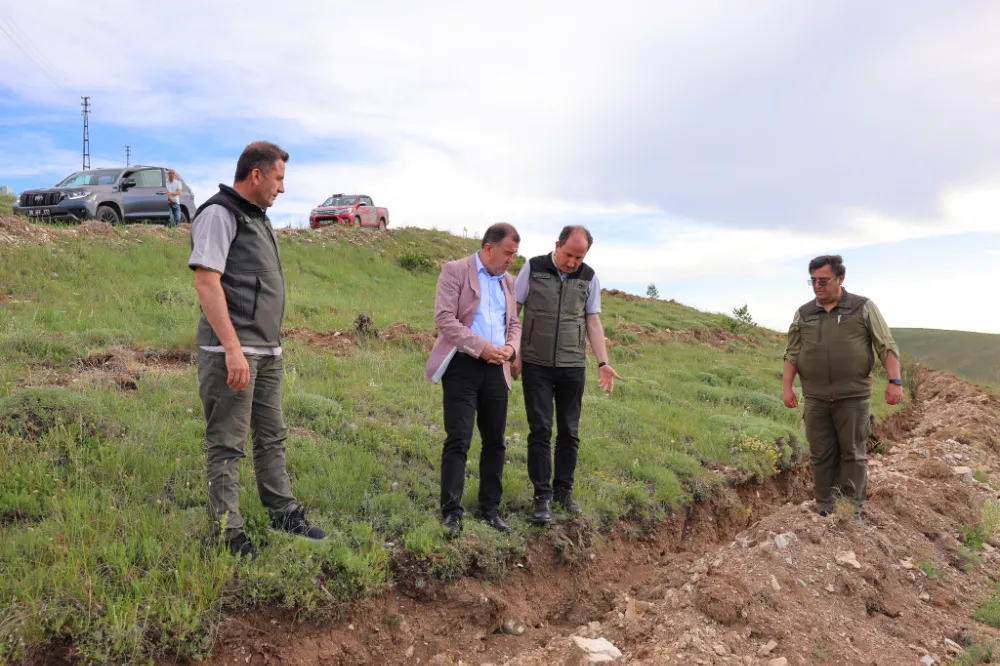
[888,378,902,386]
[598,361,608,368]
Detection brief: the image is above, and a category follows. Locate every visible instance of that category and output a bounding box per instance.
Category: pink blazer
[425,254,522,389]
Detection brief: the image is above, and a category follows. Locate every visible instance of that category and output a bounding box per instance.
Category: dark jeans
[522,362,586,500]
[198,349,300,537]
[440,352,509,518]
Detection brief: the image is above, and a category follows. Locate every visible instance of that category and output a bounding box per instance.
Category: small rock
[835,551,862,569]
[713,644,727,656]
[405,646,415,659]
[769,659,788,666]
[985,543,997,554]
[568,636,623,664]
[825,584,835,593]
[770,575,781,592]
[587,621,602,635]
[921,655,936,666]
[501,619,525,636]
[758,639,778,656]
[944,638,962,653]
[900,558,914,570]
[774,533,796,549]
[920,593,930,602]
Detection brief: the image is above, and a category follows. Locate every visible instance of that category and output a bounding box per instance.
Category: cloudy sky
[1,0,999,333]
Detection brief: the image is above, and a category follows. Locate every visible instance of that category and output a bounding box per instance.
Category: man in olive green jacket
[783,254,903,517]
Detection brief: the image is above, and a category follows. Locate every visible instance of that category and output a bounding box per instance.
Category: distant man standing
[512,225,621,525]
[425,223,522,538]
[189,141,325,561]
[783,254,903,518]
[166,169,183,228]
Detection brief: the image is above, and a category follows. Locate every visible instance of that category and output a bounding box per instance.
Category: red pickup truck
[309,194,389,230]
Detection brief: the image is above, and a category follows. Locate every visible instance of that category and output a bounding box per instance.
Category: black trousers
[440,353,509,518]
[522,361,586,500]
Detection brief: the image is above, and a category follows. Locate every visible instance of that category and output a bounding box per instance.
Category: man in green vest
[783,254,903,518]
[189,141,325,561]
[512,225,622,525]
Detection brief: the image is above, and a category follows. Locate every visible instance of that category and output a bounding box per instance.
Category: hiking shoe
[478,512,513,534]
[532,498,552,525]
[555,493,583,516]
[226,531,259,562]
[442,513,462,539]
[272,507,326,541]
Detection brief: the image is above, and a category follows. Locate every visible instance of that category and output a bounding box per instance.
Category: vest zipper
[552,278,565,365]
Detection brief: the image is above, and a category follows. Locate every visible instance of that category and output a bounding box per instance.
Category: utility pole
[125,145,131,167]
[81,96,91,170]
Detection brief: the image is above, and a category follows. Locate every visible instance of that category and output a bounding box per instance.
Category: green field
[0,224,900,663]
[0,194,14,217]
[895,328,1000,385]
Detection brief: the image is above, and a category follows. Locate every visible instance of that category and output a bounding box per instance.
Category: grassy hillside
[0,194,14,217]
[0,224,897,663]
[895,328,1000,385]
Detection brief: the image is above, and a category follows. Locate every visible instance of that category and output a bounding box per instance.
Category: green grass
[0,194,14,217]
[894,328,1000,385]
[0,224,899,663]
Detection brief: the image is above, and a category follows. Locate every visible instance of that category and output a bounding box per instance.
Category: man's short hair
[481,222,520,248]
[808,254,845,277]
[235,141,290,182]
[558,224,593,249]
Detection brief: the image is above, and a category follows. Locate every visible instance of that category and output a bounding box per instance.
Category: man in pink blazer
[425,223,522,537]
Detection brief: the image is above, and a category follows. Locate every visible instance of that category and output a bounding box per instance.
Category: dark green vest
[795,290,874,401]
[520,254,594,368]
[192,185,285,348]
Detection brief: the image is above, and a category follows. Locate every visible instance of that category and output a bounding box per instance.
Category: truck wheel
[379,218,386,230]
[97,205,121,226]
[354,216,362,228]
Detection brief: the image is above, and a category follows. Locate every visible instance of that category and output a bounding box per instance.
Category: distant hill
[895,328,1000,384]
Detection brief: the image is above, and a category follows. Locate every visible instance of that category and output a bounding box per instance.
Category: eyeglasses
[807,277,835,287]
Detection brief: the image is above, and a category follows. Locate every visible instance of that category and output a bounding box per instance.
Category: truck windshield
[56,170,122,187]
[322,196,358,206]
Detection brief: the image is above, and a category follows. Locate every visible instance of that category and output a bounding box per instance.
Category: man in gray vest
[783,254,903,518]
[512,225,622,525]
[189,141,325,561]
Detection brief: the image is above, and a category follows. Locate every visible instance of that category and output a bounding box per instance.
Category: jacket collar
[808,288,853,313]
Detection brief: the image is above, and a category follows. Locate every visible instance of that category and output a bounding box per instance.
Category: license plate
[28,209,50,216]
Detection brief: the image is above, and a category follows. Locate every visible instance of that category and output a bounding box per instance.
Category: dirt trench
[174,370,1000,666]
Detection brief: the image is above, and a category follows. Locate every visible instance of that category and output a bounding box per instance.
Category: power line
[0,12,67,92]
[0,7,63,88]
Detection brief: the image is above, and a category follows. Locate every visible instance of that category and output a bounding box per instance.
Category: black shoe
[442,513,462,539]
[532,498,552,525]
[226,531,259,562]
[480,512,512,534]
[555,493,583,516]
[271,507,326,541]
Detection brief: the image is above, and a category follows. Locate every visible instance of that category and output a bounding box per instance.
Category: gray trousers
[804,396,870,513]
[198,349,299,537]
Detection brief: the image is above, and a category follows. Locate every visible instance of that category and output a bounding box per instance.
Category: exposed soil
[132,369,1000,666]
[15,346,195,392]
[283,322,437,357]
[0,216,188,246]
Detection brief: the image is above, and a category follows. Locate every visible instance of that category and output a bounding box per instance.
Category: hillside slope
[896,328,1000,385]
[0,219,894,664]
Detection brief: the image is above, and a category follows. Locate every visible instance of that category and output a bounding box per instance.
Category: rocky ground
[180,369,1000,666]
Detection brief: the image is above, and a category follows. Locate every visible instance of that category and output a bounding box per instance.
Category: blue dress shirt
[470,252,507,350]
